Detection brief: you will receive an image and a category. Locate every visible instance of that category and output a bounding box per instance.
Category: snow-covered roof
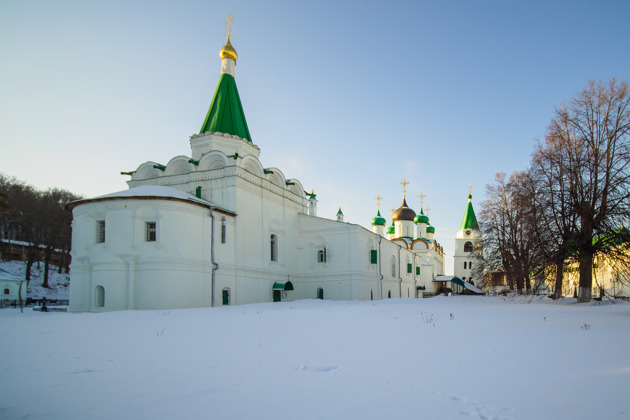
[433,275,460,282]
[68,185,227,211]
[0,268,24,282]
[93,185,210,204]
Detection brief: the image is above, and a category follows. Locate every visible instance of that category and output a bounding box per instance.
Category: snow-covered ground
[1,296,629,419]
[0,260,69,300]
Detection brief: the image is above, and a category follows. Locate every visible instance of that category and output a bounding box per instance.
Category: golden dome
[220,38,238,62]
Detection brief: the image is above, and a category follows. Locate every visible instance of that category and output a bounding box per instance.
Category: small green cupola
[460,193,479,230]
[371,210,386,226]
[414,208,429,224]
[386,222,395,235]
[426,225,435,234]
[336,207,344,222]
[199,17,252,142]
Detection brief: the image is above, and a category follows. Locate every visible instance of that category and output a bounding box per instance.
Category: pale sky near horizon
[2,0,629,274]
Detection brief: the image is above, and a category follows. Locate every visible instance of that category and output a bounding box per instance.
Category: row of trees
[0,174,81,287]
[477,79,630,302]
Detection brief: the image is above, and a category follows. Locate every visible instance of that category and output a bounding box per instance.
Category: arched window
[221,218,227,244]
[391,257,396,277]
[469,262,473,270]
[96,220,106,243]
[464,241,473,252]
[388,290,392,299]
[145,221,157,242]
[370,289,373,301]
[95,286,105,308]
[270,234,278,262]
[4,288,9,295]
[464,262,467,269]
[317,288,324,300]
[222,288,230,305]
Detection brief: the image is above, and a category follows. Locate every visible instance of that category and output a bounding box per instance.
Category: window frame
[145,221,157,242]
[96,220,106,243]
[270,234,278,262]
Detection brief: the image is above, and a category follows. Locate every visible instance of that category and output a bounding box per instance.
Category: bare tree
[0,173,81,283]
[478,172,542,294]
[549,79,630,302]
[530,134,580,299]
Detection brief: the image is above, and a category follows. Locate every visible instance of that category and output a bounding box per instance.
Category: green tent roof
[459,194,479,230]
[200,73,252,142]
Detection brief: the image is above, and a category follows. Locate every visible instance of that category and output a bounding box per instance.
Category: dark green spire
[459,193,479,230]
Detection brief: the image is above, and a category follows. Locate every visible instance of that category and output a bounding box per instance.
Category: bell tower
[454,187,482,287]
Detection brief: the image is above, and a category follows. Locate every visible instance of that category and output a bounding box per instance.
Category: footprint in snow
[296,365,339,373]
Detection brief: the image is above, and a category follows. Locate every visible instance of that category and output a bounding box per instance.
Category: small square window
[145,222,156,242]
[96,220,106,243]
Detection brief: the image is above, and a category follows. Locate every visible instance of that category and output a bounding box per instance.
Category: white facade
[0,269,26,302]
[68,33,448,312]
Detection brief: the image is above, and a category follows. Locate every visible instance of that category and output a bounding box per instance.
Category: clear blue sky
[2,0,629,274]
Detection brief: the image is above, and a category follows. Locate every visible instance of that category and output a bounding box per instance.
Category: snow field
[1,296,629,419]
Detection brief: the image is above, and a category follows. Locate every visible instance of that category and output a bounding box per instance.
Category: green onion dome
[392,198,416,222]
[414,208,429,224]
[386,222,395,235]
[426,225,435,234]
[371,210,386,226]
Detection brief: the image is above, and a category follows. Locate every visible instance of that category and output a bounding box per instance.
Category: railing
[0,298,69,309]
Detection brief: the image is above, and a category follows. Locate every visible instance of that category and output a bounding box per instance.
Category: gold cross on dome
[375,194,382,209]
[425,205,431,216]
[400,177,410,197]
[225,14,234,39]
[391,206,395,215]
[468,184,472,195]
[418,192,425,209]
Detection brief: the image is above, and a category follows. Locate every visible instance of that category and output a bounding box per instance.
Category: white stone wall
[453,228,482,287]
[69,198,215,312]
[0,279,25,301]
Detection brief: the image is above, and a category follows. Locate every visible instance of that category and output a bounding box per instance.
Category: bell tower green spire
[459,188,479,230]
[199,15,252,142]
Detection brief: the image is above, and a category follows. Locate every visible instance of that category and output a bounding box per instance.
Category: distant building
[453,192,482,291]
[0,268,26,304]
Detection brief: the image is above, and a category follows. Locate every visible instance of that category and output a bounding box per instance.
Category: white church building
[68,26,479,312]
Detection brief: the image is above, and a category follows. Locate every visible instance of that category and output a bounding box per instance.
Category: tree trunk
[516,275,525,294]
[25,256,34,282]
[553,260,564,300]
[578,248,593,303]
[525,274,532,295]
[42,246,51,288]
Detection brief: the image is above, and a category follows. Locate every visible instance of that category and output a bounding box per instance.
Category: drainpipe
[398,246,402,298]
[378,235,383,300]
[209,205,219,307]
